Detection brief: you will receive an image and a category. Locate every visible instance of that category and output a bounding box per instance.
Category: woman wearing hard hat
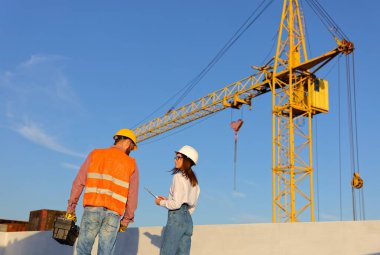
[155,145,200,255]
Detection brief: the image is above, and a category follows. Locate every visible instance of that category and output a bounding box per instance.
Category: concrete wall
[1,221,380,255]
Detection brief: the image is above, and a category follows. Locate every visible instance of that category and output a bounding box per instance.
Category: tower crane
[133,0,354,222]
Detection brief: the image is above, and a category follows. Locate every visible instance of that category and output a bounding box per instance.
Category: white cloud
[5,102,14,118]
[20,54,64,68]
[62,162,81,170]
[0,54,85,158]
[203,190,234,208]
[1,54,82,114]
[319,212,340,221]
[14,121,85,158]
[232,191,247,198]
[231,213,269,224]
[243,180,260,188]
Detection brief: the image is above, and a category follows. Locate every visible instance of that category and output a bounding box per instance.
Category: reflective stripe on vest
[84,187,128,204]
[87,173,130,189]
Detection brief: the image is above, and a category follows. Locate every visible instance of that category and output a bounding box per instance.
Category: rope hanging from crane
[230,119,244,191]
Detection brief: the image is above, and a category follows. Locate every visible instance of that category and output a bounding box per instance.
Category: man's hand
[64,212,77,223]
[119,223,128,233]
[155,196,166,205]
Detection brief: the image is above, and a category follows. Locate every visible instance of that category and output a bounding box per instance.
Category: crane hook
[351,172,364,189]
[230,119,244,191]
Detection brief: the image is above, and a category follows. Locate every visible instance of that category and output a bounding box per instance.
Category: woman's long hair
[171,155,198,187]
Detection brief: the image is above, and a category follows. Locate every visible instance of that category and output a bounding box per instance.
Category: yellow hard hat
[114,129,137,150]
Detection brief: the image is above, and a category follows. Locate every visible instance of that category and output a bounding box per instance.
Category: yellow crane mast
[134,0,353,222]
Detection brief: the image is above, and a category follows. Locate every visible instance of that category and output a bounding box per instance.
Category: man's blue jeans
[76,207,120,255]
[160,204,193,255]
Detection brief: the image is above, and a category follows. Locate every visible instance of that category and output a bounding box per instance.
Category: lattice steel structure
[134,0,353,222]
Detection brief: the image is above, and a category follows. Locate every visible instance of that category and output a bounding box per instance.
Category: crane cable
[302,0,322,220]
[353,53,366,220]
[304,0,349,40]
[338,57,343,221]
[345,52,365,221]
[133,0,274,128]
[318,56,345,221]
[303,0,365,220]
[314,116,320,221]
[315,55,344,222]
[169,0,274,110]
[346,55,356,220]
[300,0,313,57]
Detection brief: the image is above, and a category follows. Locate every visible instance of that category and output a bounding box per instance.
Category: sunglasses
[174,155,184,160]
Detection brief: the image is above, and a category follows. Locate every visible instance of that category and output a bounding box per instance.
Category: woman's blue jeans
[160,204,193,255]
[76,206,120,255]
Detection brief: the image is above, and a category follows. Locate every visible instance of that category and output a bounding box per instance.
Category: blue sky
[0,0,379,227]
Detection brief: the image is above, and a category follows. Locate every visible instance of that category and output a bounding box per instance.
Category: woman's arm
[159,173,185,210]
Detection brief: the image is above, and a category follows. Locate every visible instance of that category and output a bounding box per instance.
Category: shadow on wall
[143,227,165,249]
[2,231,74,255]
[114,227,140,255]
[115,227,166,254]
[1,228,142,255]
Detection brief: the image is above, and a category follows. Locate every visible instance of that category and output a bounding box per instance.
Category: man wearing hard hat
[66,128,139,255]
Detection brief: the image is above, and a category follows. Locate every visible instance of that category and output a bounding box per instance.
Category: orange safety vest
[83,147,135,216]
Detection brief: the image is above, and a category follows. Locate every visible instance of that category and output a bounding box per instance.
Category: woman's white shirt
[160,172,200,214]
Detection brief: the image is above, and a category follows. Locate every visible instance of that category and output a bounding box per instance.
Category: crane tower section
[269,0,315,223]
[269,0,352,222]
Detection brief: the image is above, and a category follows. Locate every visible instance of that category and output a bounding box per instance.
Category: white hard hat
[176,145,198,165]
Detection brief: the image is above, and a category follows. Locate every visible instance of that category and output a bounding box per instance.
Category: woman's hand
[155,195,167,205]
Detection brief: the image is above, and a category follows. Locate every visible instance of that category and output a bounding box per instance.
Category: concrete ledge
[1,221,380,255]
